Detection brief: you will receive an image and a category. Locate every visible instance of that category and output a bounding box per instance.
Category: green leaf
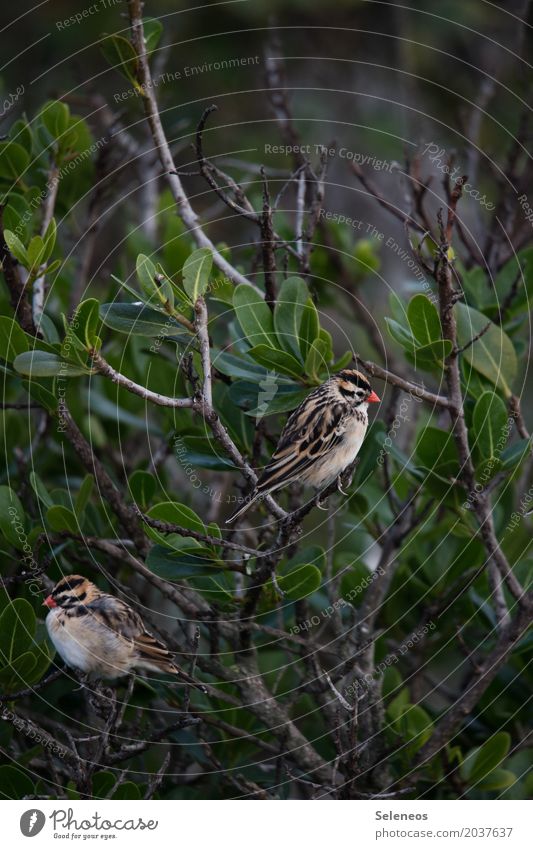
[0,766,34,800]
[46,505,79,534]
[472,391,508,461]
[233,284,276,348]
[415,427,459,475]
[26,235,45,271]
[0,316,29,362]
[75,475,94,515]
[146,544,218,579]
[99,302,191,341]
[2,194,32,241]
[407,294,441,345]
[14,350,92,377]
[500,438,531,471]
[100,34,139,86]
[0,598,36,663]
[3,229,28,265]
[299,297,320,359]
[72,298,100,349]
[273,276,309,358]
[112,781,142,800]
[476,769,517,791]
[175,434,237,471]
[248,345,304,379]
[8,118,33,156]
[40,100,70,139]
[143,17,163,53]
[385,317,416,354]
[0,651,37,692]
[21,379,58,412]
[456,303,517,397]
[29,471,54,509]
[304,338,329,382]
[136,253,157,299]
[391,704,433,753]
[0,141,30,180]
[182,247,213,302]
[213,352,274,382]
[144,501,206,550]
[129,470,156,508]
[245,387,308,418]
[42,216,57,263]
[0,486,27,549]
[277,563,321,600]
[413,339,453,366]
[464,732,511,785]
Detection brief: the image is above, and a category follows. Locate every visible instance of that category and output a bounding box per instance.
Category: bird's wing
[256,398,349,493]
[86,595,177,670]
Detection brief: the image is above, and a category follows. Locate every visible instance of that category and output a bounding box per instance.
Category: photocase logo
[256,370,279,422]
[20,809,46,837]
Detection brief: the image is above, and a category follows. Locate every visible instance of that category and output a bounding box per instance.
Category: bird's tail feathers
[225,491,260,524]
[170,664,208,693]
[135,635,207,692]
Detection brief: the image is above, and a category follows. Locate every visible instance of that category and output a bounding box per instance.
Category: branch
[59,406,148,554]
[90,349,193,408]
[194,296,212,407]
[194,105,259,224]
[435,178,524,615]
[260,167,278,306]
[33,161,59,328]
[0,206,36,335]
[356,357,454,409]
[126,1,262,294]
[412,600,532,773]
[133,509,263,561]
[90,350,286,521]
[0,667,64,704]
[351,161,426,234]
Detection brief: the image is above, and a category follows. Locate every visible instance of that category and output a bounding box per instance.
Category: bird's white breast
[46,609,95,673]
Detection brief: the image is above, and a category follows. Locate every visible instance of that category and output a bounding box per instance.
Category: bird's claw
[271,570,286,598]
[315,493,329,510]
[337,478,350,497]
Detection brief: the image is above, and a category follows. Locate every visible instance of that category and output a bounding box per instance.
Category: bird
[43,574,206,691]
[226,368,380,523]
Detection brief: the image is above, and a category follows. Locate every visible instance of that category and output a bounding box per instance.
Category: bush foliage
[0,5,531,801]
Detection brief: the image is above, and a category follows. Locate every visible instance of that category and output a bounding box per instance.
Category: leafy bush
[0,6,531,801]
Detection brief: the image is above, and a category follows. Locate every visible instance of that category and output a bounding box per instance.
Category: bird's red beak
[367,390,380,403]
[43,595,57,608]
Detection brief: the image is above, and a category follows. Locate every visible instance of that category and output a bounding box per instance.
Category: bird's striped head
[334,369,380,405]
[43,575,100,609]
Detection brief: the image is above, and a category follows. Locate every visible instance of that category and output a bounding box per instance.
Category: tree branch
[126,0,262,294]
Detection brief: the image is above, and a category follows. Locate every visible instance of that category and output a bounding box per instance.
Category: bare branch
[126,0,262,294]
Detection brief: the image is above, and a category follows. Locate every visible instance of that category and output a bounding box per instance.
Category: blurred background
[2,0,531,353]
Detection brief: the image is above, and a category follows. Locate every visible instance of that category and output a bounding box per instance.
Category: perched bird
[44,575,205,691]
[226,368,380,523]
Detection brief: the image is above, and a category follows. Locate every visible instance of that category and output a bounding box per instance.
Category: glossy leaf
[0,141,30,180]
[0,486,27,549]
[463,732,511,785]
[456,303,517,397]
[99,302,191,341]
[0,598,36,663]
[472,391,508,461]
[277,563,322,600]
[233,284,276,348]
[182,248,212,302]
[274,276,309,358]
[0,316,29,362]
[14,351,92,377]
[407,294,441,346]
[100,35,139,85]
[248,344,304,379]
